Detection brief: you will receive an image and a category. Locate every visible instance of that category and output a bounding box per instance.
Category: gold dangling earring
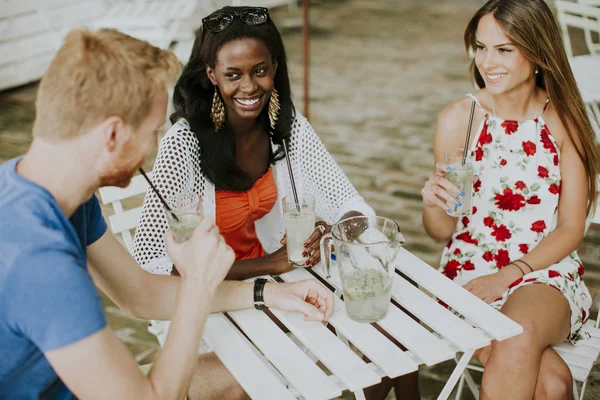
[268,88,280,131]
[211,86,225,133]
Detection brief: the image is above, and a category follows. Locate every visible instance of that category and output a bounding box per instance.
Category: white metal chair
[97,172,150,253]
[556,1,600,142]
[556,1,600,57]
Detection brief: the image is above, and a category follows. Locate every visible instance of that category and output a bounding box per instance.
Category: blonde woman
[421,0,599,398]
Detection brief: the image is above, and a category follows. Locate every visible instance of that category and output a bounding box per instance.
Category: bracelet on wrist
[253,278,268,311]
[510,262,525,277]
[513,259,533,273]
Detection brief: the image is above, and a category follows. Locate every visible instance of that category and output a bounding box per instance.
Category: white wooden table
[200,248,523,400]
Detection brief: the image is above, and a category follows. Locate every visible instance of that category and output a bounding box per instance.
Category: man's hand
[263,279,334,321]
[165,216,234,294]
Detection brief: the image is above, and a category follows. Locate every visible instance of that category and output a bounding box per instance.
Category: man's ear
[100,116,126,152]
[206,65,217,85]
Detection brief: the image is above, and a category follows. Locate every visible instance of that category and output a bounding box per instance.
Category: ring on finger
[316,224,326,234]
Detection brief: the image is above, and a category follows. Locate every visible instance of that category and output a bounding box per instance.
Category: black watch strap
[253,278,268,310]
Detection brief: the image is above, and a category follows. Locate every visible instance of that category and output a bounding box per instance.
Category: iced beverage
[282,195,316,267]
[445,156,474,217]
[164,192,203,243]
[341,269,392,323]
[167,213,203,243]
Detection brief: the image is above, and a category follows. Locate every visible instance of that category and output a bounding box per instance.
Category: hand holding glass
[444,149,474,217]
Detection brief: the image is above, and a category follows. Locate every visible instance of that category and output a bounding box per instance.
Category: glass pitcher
[320,216,404,323]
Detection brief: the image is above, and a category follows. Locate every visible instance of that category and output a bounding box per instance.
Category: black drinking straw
[282,140,301,213]
[138,167,179,222]
[462,101,477,163]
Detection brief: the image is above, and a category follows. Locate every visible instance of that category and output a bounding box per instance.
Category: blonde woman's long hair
[464,0,599,216]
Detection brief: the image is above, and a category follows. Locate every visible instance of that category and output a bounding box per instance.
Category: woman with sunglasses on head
[134,5,373,285]
[421,0,599,398]
[132,8,418,399]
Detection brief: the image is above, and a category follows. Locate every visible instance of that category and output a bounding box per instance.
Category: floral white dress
[439,94,592,344]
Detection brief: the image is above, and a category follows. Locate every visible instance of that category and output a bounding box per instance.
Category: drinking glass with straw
[443,101,476,217]
[281,141,317,267]
[138,168,203,243]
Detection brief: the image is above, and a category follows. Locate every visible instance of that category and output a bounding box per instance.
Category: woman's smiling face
[206,38,277,123]
[474,14,535,96]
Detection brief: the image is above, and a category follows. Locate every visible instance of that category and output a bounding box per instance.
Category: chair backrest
[97,172,151,254]
[556,1,600,57]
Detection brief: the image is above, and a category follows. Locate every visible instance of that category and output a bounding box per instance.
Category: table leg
[437,349,475,400]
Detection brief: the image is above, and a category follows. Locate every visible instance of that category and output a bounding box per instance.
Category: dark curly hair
[171,6,295,191]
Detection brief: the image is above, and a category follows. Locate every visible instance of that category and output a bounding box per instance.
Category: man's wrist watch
[253,278,268,310]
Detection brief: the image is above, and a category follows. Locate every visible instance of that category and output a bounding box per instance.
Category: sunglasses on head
[202,7,269,33]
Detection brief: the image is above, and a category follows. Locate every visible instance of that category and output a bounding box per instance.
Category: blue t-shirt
[0,157,107,399]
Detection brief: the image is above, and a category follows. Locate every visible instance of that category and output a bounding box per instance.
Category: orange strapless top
[215,168,278,260]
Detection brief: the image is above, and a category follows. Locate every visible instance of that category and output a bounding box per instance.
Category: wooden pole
[302,0,310,120]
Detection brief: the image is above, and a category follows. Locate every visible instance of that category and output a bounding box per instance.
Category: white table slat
[203,314,296,400]
[310,264,456,366]
[267,305,381,391]
[226,308,342,400]
[379,306,456,366]
[280,268,419,378]
[395,248,523,340]
[391,274,490,351]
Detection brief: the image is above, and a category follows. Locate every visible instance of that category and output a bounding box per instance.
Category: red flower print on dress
[508,277,523,289]
[494,188,526,211]
[446,239,453,249]
[438,299,449,309]
[527,196,541,205]
[540,126,557,154]
[463,260,475,271]
[462,216,469,226]
[519,244,529,254]
[524,277,537,283]
[500,159,507,166]
[568,273,574,281]
[444,259,461,280]
[491,224,512,242]
[453,248,461,255]
[538,166,549,178]
[475,147,484,162]
[531,220,546,233]
[494,249,511,268]
[474,180,482,193]
[501,120,519,135]
[515,181,527,190]
[548,270,560,278]
[548,183,560,195]
[482,251,494,262]
[478,123,492,145]
[472,206,478,214]
[578,263,584,276]
[456,231,479,245]
[522,141,536,156]
[483,216,494,228]
[583,309,587,322]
